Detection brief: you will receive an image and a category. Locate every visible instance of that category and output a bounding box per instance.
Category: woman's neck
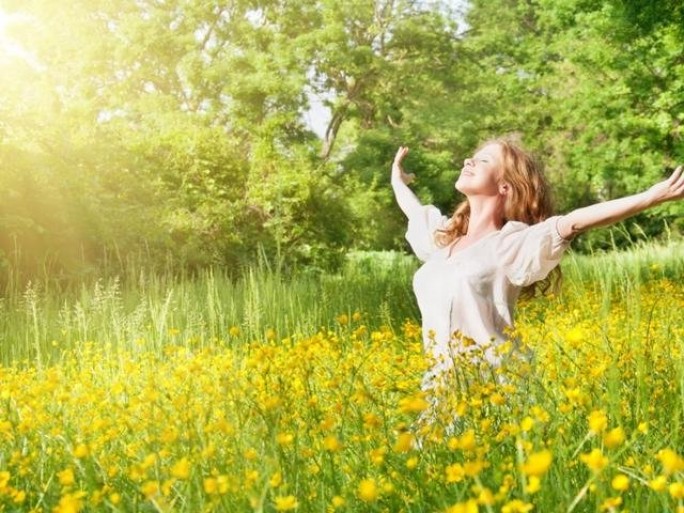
[465,197,505,237]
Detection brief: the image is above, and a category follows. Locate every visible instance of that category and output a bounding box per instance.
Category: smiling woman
[391,137,684,396]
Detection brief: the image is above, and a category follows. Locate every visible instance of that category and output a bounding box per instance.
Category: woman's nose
[464,158,472,167]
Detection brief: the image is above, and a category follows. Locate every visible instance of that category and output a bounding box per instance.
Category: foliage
[0,0,683,281]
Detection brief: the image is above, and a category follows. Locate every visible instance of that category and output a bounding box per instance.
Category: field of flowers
[1,245,684,512]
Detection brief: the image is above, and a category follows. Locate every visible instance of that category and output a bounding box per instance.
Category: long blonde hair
[436,136,558,295]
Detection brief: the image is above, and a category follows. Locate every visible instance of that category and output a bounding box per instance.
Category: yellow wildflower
[269,471,282,488]
[603,427,626,449]
[170,457,191,480]
[670,482,684,499]
[657,448,684,475]
[399,394,429,414]
[446,499,479,513]
[611,473,629,492]
[73,443,89,459]
[394,432,414,453]
[274,495,299,511]
[521,449,552,477]
[57,468,75,487]
[323,435,343,452]
[52,492,86,513]
[588,410,608,434]
[520,416,534,432]
[276,432,294,446]
[501,499,533,513]
[464,459,485,477]
[141,481,159,499]
[459,430,477,451]
[580,448,609,473]
[358,478,379,502]
[525,476,541,494]
[599,496,622,511]
[649,475,668,492]
[445,463,465,483]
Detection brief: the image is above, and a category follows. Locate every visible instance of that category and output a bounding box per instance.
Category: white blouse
[406,205,570,377]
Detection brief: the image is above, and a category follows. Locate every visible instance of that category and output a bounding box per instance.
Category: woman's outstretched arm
[557,165,684,239]
[391,146,423,218]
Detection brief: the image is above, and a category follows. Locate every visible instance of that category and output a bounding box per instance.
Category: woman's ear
[499,182,510,196]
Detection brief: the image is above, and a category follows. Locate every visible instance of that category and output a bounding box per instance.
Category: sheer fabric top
[406,205,570,370]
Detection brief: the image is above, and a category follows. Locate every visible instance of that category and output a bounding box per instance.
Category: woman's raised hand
[392,146,415,185]
[650,165,684,205]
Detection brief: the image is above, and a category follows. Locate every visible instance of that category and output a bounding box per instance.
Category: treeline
[0,0,682,282]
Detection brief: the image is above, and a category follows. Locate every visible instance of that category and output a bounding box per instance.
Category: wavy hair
[436,136,559,296]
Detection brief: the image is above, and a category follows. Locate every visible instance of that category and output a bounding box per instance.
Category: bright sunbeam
[0,8,42,70]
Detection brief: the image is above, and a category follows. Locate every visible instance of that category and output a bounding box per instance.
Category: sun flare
[0,8,41,69]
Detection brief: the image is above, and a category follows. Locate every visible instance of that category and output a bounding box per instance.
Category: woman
[391,137,684,388]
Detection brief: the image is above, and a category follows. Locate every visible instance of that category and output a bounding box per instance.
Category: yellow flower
[459,430,477,451]
[464,459,485,477]
[406,457,419,470]
[274,495,299,511]
[475,487,495,505]
[565,326,585,344]
[323,435,343,452]
[603,427,626,449]
[599,496,622,511]
[446,499,479,513]
[358,478,379,502]
[57,468,75,487]
[657,448,684,475]
[72,443,89,459]
[611,473,629,492]
[670,482,684,499]
[276,432,294,446]
[141,481,159,499]
[521,449,552,477]
[588,410,608,434]
[445,463,465,483]
[580,449,609,473]
[525,476,541,494]
[269,471,282,487]
[204,477,218,495]
[331,495,346,508]
[649,475,668,492]
[520,416,535,432]
[12,490,26,504]
[228,326,240,337]
[52,492,86,513]
[170,457,191,480]
[399,394,429,414]
[393,432,414,453]
[501,499,533,513]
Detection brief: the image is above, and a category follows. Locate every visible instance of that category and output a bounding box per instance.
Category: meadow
[1,242,684,512]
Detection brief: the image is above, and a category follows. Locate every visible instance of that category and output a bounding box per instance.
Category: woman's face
[455,142,504,197]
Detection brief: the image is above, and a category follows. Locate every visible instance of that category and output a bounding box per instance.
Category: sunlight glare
[0,8,42,70]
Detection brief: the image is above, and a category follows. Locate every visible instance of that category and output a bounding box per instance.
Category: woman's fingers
[394,146,409,165]
[673,165,684,196]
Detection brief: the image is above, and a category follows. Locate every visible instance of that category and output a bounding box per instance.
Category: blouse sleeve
[497,216,571,287]
[405,205,448,262]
